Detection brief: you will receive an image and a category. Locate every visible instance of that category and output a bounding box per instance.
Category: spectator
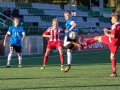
[2,6,10,20]
[8,8,12,17]
[12,6,19,18]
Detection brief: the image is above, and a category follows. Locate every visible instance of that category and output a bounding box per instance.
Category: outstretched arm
[3,34,9,46]
[69,22,77,31]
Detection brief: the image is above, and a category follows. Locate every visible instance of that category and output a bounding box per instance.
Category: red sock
[43,55,48,65]
[82,38,96,46]
[111,59,117,73]
[60,54,64,65]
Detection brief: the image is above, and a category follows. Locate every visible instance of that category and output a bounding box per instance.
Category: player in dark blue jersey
[63,11,78,72]
[3,18,25,67]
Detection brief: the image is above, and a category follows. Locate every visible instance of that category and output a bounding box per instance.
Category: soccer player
[3,18,25,67]
[63,11,78,72]
[40,18,64,71]
[74,12,120,77]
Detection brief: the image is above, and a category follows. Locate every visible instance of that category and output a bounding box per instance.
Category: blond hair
[13,17,19,22]
[52,18,58,22]
[111,12,119,21]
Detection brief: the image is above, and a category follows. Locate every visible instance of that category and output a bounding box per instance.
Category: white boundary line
[0,50,111,62]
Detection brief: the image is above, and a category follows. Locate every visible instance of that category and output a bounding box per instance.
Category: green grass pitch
[0,50,120,90]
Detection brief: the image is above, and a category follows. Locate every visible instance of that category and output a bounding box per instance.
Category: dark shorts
[67,36,76,50]
[9,44,22,53]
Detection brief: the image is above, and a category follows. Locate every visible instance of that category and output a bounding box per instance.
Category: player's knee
[110,55,115,59]
[94,36,101,42]
[45,52,49,56]
[110,52,116,59]
[94,36,99,40]
[67,49,71,52]
[110,56,115,59]
[45,50,50,56]
[64,42,71,47]
[17,53,21,56]
[9,51,13,54]
[63,43,67,47]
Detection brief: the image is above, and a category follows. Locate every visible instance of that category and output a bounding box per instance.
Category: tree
[107,0,120,12]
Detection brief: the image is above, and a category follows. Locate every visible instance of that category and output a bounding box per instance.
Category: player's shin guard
[67,51,72,66]
[82,38,96,46]
[7,54,12,65]
[60,54,64,65]
[111,59,117,73]
[43,55,48,65]
[18,56,22,65]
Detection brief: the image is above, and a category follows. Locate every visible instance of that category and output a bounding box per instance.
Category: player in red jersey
[41,18,64,71]
[73,12,120,77]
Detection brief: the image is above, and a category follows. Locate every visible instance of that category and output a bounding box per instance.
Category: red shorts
[47,41,62,49]
[101,36,119,54]
[108,45,119,55]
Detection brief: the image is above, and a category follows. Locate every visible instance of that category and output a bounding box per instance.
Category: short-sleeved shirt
[109,22,120,45]
[65,18,78,36]
[101,22,120,54]
[43,26,64,42]
[7,25,25,46]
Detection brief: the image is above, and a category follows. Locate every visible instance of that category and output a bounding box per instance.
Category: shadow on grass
[0,50,120,67]
[6,84,120,90]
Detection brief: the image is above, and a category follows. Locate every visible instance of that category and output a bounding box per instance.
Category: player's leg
[58,46,64,71]
[82,36,101,46]
[56,41,64,70]
[41,48,51,70]
[41,41,53,69]
[110,52,117,77]
[64,49,72,72]
[63,36,72,48]
[6,45,14,67]
[64,44,73,72]
[67,49,72,67]
[14,45,22,67]
[72,36,102,49]
[109,45,119,77]
[17,53,22,67]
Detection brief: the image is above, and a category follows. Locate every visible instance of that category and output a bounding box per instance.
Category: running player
[3,18,25,67]
[63,11,78,72]
[74,12,120,77]
[40,18,64,71]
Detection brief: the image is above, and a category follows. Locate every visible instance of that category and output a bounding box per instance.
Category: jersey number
[15,32,19,36]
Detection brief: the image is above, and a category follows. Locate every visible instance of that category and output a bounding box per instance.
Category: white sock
[18,56,22,65]
[67,51,72,65]
[7,54,12,65]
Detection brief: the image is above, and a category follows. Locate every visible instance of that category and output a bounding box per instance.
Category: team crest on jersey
[19,29,21,32]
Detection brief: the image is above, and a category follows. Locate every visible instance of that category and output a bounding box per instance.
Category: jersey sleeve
[67,19,75,25]
[60,27,65,34]
[43,28,51,35]
[7,27,12,35]
[21,27,25,35]
[111,25,117,35]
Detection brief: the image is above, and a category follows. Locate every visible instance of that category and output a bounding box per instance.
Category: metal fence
[4,36,43,56]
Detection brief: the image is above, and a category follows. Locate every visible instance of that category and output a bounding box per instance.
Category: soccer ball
[69,31,77,40]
